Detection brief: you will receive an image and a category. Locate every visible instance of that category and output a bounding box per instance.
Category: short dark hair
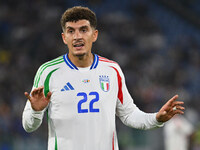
[60,6,97,31]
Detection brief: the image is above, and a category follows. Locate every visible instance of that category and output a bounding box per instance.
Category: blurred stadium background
[0,0,200,149]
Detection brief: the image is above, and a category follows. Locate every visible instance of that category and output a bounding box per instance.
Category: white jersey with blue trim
[22,53,163,150]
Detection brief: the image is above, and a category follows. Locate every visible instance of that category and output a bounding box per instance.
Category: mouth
[73,42,85,49]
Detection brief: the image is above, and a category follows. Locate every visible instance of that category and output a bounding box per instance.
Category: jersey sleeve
[22,65,47,133]
[115,65,164,130]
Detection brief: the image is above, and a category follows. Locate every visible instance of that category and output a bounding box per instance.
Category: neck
[68,52,94,68]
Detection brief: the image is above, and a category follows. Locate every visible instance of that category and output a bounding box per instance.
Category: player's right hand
[24,86,51,111]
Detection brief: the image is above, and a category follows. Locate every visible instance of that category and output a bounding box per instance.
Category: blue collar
[63,53,99,70]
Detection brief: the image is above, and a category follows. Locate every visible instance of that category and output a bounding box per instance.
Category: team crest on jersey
[99,75,110,92]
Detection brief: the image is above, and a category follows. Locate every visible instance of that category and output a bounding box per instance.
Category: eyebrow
[80,25,89,29]
[66,25,89,30]
[66,26,74,30]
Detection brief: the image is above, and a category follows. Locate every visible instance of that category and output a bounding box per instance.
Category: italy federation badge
[99,75,110,92]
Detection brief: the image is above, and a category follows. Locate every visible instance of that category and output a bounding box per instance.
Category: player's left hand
[156,95,185,123]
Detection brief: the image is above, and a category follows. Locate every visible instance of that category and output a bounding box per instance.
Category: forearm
[119,108,164,130]
[22,101,44,132]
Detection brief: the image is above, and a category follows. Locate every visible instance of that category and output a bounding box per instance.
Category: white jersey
[164,116,194,150]
[23,53,163,150]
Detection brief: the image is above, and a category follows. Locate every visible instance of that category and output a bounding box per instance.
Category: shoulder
[40,55,64,69]
[98,55,125,80]
[98,55,119,67]
[98,55,122,72]
[38,55,64,74]
[33,55,64,87]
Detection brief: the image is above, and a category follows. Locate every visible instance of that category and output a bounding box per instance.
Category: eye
[81,28,87,33]
[67,29,74,34]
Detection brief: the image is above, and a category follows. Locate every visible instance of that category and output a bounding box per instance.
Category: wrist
[155,113,165,127]
[31,108,44,119]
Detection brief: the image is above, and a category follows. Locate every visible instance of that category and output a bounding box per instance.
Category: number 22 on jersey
[77,92,99,113]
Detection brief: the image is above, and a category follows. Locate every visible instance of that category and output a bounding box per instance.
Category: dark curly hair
[60,6,97,31]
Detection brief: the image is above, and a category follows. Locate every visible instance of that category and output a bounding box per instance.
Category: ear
[92,29,98,42]
[61,32,68,45]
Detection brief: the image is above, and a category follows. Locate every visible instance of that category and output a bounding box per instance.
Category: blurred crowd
[0,0,200,150]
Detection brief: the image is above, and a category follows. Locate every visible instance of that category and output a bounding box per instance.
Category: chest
[47,68,118,118]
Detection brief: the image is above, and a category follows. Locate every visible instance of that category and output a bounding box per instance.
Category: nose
[73,30,82,40]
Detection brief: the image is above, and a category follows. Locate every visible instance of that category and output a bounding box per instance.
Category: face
[62,19,98,57]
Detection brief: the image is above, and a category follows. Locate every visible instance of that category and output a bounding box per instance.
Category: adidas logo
[61,82,74,91]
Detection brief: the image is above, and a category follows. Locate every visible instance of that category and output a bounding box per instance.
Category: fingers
[175,105,185,111]
[168,95,179,105]
[170,104,184,113]
[171,101,184,109]
[172,105,185,115]
[173,109,184,115]
[171,98,184,112]
[157,95,185,122]
[31,86,44,97]
[168,94,184,109]
[25,86,45,102]
[172,101,184,105]
[38,87,44,95]
[46,92,52,101]
[24,92,31,100]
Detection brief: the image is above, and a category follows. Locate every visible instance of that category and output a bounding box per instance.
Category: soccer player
[164,115,194,150]
[22,6,185,150]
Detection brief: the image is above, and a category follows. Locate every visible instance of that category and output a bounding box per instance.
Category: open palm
[24,86,51,111]
[156,95,185,122]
